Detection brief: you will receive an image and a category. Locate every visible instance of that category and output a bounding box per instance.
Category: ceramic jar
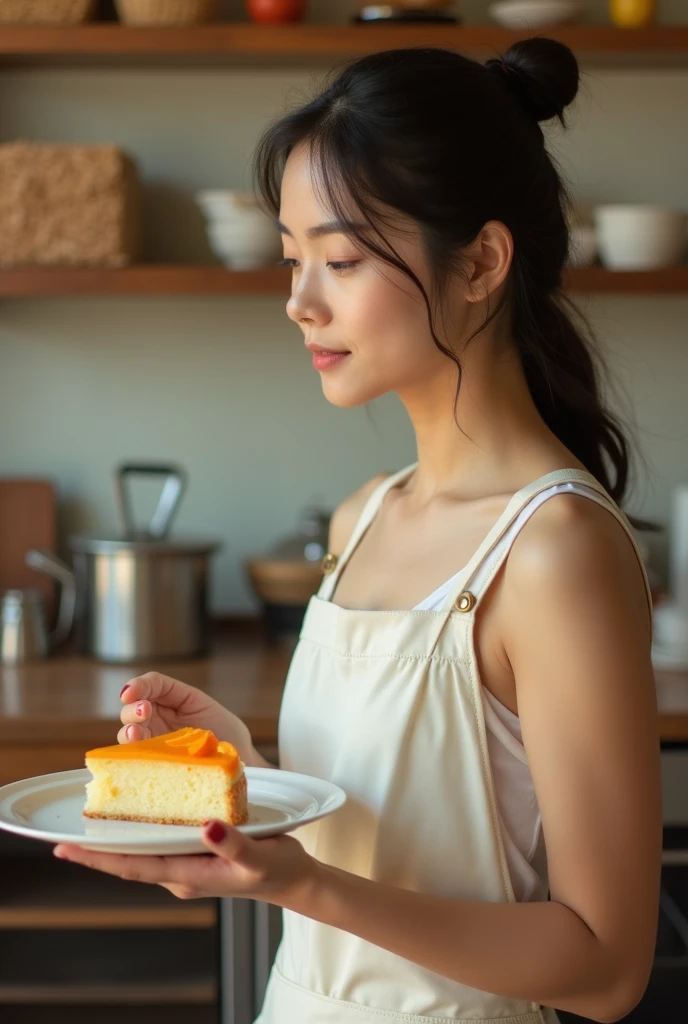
[246,0,305,23]
[609,0,656,27]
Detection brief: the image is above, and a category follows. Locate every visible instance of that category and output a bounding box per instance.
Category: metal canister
[30,463,221,663]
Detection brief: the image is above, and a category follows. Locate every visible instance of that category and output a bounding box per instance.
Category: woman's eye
[276,258,359,272]
[327,261,359,272]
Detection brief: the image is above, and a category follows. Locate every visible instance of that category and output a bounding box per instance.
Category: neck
[397,334,570,504]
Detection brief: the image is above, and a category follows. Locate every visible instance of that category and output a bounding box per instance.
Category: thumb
[202,820,252,862]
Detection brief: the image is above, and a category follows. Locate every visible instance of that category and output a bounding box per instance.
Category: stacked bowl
[196,190,282,270]
[593,206,686,271]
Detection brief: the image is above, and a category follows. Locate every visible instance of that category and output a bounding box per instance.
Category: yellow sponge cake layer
[84,727,248,827]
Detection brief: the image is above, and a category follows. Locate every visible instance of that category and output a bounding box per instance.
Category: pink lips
[311,350,350,371]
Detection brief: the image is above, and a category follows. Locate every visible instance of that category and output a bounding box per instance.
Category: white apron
[255,465,651,1024]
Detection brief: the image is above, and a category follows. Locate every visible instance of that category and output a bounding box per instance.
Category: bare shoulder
[503,492,650,635]
[328,473,392,555]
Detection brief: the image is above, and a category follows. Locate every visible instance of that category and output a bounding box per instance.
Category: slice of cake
[84,727,248,827]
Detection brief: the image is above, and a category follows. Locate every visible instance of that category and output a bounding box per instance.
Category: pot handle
[24,549,77,649]
[115,463,188,540]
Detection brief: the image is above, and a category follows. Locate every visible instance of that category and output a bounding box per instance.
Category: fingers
[161,883,201,900]
[118,697,152,743]
[53,831,271,902]
[117,723,151,744]
[202,820,251,865]
[53,845,162,882]
[120,672,190,709]
[120,700,151,726]
[53,845,207,890]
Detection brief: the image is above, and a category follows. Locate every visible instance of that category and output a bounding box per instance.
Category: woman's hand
[118,672,258,766]
[53,821,318,908]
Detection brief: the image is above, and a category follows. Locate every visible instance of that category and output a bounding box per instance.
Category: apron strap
[318,462,418,601]
[427,469,653,651]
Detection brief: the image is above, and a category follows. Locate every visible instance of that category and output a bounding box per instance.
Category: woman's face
[278,144,470,408]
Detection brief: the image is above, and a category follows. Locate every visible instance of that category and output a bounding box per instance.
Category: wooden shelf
[0,264,291,296]
[1,264,687,297]
[564,266,688,294]
[0,982,216,1005]
[0,917,218,1005]
[0,1008,217,1024]
[0,24,688,68]
[0,903,215,930]
[0,856,216,930]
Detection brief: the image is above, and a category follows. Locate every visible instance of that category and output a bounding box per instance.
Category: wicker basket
[115,0,218,24]
[245,559,323,606]
[0,141,142,268]
[0,0,96,22]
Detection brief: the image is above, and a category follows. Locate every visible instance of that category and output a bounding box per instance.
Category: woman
[55,38,661,1024]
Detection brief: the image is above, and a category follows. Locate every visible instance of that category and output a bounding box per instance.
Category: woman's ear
[462,221,513,303]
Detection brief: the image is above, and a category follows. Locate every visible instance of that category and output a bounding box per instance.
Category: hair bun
[486,38,580,124]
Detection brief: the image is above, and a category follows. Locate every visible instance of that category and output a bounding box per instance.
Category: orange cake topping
[86,727,240,772]
[165,727,219,757]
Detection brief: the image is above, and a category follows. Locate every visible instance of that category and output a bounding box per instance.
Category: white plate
[489,0,582,29]
[0,767,346,855]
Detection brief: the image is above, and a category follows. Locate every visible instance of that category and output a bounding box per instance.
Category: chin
[321,379,386,408]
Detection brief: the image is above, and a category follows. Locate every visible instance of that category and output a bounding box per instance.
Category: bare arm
[281,496,661,1023]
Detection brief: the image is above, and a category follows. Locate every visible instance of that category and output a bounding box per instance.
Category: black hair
[254,39,634,508]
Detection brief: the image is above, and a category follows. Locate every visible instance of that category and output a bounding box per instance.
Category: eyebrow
[276,219,367,240]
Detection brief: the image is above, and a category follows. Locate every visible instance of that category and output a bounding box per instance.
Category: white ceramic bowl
[567,225,598,268]
[196,190,282,269]
[654,602,688,650]
[206,219,282,270]
[489,0,583,29]
[594,205,687,271]
[652,602,688,670]
[196,190,266,223]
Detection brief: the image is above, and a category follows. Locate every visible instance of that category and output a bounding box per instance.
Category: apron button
[454,591,475,613]
[321,553,338,575]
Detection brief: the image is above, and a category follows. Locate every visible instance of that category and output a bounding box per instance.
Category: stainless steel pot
[28,463,221,663]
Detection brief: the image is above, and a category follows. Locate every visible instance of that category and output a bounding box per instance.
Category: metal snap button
[454,591,475,613]
[321,553,338,575]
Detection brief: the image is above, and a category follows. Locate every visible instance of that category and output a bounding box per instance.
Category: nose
[286,270,331,328]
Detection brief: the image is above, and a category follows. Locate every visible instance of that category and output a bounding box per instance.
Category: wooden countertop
[1,627,688,747]
[0,625,290,749]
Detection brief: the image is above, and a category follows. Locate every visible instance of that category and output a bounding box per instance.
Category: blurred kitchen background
[1,0,688,1022]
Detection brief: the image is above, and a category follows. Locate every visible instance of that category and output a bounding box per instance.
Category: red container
[247,0,305,22]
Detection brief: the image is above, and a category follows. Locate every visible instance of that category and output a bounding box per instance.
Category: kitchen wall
[0,0,687,612]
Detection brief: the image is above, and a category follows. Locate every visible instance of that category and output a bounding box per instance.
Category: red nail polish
[206,821,226,844]
[120,685,130,699]
[135,702,145,717]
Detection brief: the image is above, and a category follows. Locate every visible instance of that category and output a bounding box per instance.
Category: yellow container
[609,0,657,27]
